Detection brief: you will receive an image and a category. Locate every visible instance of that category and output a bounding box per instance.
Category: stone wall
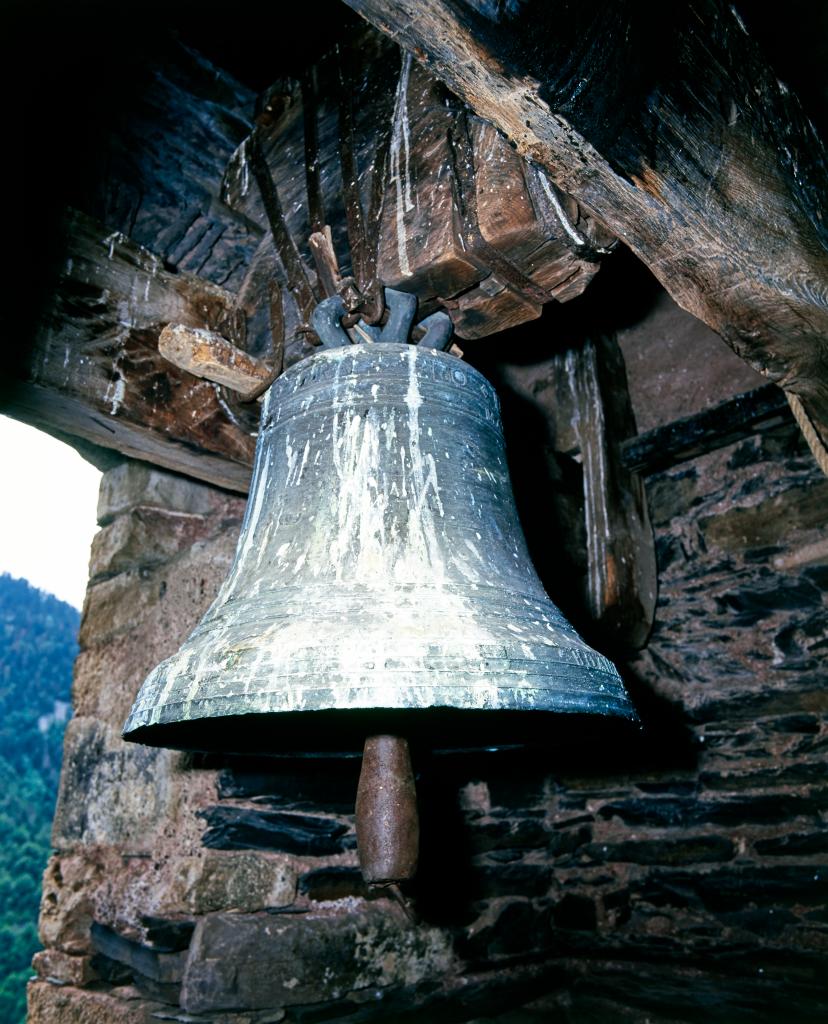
[29,420,827,1023]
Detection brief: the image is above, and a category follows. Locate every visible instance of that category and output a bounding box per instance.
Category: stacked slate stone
[28,415,827,1024]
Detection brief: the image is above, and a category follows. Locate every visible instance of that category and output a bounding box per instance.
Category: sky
[0,416,102,609]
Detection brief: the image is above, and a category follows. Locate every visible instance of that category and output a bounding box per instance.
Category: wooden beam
[3,210,255,493]
[7,207,802,543]
[158,324,274,398]
[621,384,793,476]
[542,336,657,652]
[4,381,251,494]
[342,0,828,442]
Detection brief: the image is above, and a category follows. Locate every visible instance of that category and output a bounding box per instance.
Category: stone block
[468,816,549,854]
[27,981,154,1024]
[72,635,169,730]
[74,520,241,726]
[97,461,230,525]
[182,850,297,914]
[583,835,736,866]
[597,793,828,829]
[754,832,828,856]
[39,854,101,954]
[52,718,178,853]
[700,761,827,791]
[51,716,219,867]
[638,865,828,914]
[32,949,99,986]
[39,850,168,955]
[181,903,455,1013]
[78,522,239,648]
[89,506,231,582]
[200,805,354,856]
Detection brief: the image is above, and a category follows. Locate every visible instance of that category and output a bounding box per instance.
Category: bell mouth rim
[123,704,639,759]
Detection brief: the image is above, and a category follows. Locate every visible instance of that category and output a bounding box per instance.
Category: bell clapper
[355,734,419,892]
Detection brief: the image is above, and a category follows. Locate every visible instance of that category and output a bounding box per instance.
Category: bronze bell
[124,294,635,883]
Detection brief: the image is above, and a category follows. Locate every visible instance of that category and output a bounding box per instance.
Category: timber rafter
[342,0,828,441]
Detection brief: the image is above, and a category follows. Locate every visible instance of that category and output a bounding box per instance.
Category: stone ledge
[181,903,455,1014]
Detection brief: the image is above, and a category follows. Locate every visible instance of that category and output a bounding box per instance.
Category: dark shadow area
[735,0,828,140]
[462,243,664,377]
[459,252,700,789]
[477,361,589,629]
[408,749,478,926]
[11,0,360,378]
[190,703,690,777]
[461,250,663,662]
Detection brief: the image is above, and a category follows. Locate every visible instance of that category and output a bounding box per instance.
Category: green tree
[0,575,78,1023]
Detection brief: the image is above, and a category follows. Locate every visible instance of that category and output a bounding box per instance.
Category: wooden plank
[483,331,656,651]
[621,384,793,476]
[343,0,828,442]
[563,336,656,652]
[3,210,255,493]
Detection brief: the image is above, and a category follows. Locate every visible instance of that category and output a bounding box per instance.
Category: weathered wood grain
[221,28,614,340]
[557,336,656,651]
[248,130,320,325]
[4,210,255,492]
[158,324,274,398]
[78,39,259,294]
[621,384,793,476]
[343,0,828,440]
[308,228,345,298]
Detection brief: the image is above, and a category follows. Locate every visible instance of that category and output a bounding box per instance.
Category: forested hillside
[0,574,78,1022]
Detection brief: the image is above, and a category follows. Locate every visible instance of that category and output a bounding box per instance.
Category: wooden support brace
[620,384,793,476]
[561,336,657,652]
[221,32,611,343]
[158,324,275,399]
